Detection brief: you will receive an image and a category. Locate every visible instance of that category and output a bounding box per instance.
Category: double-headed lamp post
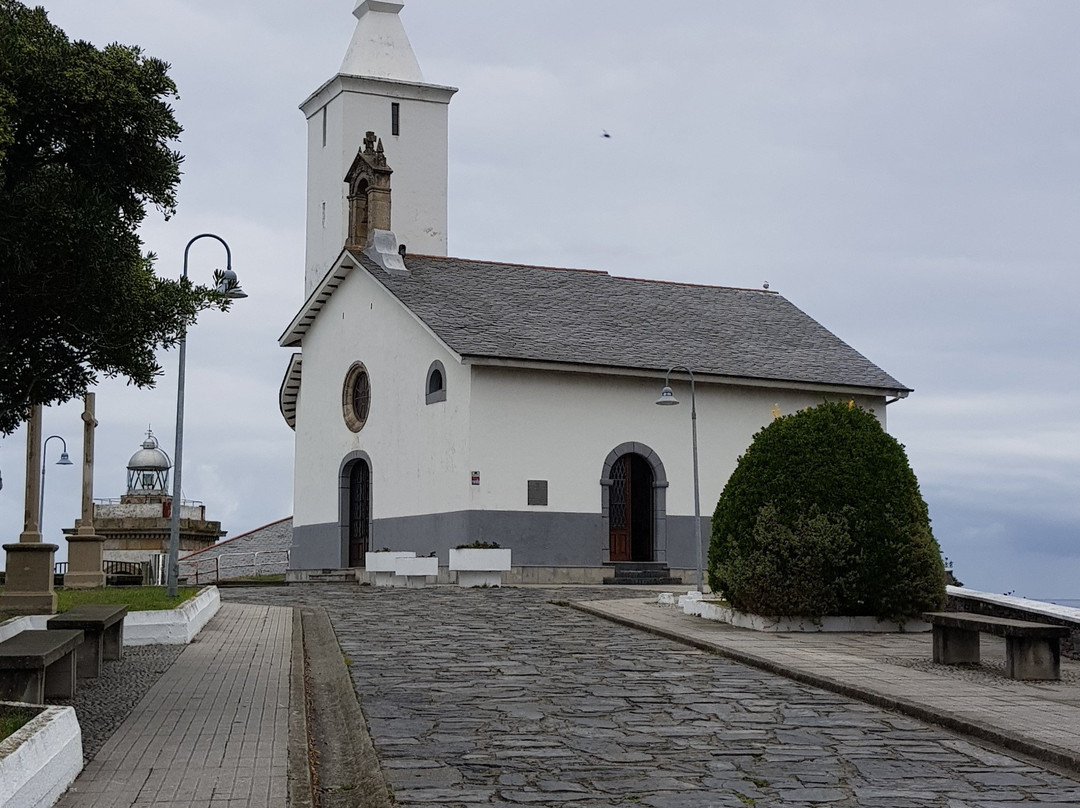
[655,366,704,593]
[167,234,246,597]
[40,435,74,530]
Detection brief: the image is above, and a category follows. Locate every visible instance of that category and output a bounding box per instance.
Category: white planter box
[393,556,439,588]
[365,552,416,587]
[449,548,512,587]
[0,704,82,808]
[682,598,930,633]
[0,616,48,644]
[2,587,220,648]
[124,586,221,645]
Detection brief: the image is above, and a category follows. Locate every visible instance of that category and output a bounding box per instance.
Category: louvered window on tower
[392,102,400,136]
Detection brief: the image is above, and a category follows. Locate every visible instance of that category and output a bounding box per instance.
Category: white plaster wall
[304,77,454,295]
[466,366,885,517]
[292,264,471,531]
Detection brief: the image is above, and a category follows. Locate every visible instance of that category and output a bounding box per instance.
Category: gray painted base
[291,510,709,572]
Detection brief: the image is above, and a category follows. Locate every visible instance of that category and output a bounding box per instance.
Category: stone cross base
[0,543,58,614]
[65,534,107,589]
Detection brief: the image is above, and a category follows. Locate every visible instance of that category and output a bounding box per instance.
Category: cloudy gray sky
[2,0,1078,601]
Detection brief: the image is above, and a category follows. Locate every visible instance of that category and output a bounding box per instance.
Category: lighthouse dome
[126,430,171,494]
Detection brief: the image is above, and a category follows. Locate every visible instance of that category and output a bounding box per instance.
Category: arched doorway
[609,453,654,562]
[340,453,373,568]
[601,443,669,564]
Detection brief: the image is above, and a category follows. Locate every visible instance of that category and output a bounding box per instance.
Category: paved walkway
[573,597,1080,772]
[57,603,292,808]
[226,585,1080,807]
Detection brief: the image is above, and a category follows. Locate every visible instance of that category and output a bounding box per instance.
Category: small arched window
[426,360,447,405]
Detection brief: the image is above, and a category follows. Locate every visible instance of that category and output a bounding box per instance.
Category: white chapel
[279,1,911,584]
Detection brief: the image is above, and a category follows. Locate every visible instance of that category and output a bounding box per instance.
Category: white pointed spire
[340,1,425,82]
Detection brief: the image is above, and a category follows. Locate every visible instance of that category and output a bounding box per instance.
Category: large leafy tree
[0,1,224,435]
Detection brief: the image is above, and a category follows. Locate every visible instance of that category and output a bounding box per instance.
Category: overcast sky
[2,1,1078,602]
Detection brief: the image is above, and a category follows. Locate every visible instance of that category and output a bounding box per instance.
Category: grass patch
[0,706,38,743]
[56,587,199,613]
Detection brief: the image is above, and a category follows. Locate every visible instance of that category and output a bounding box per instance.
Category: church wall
[304,79,452,295]
[291,263,471,568]
[464,365,886,570]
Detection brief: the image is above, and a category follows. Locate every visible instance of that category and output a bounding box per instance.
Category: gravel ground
[882,654,1080,686]
[53,644,185,763]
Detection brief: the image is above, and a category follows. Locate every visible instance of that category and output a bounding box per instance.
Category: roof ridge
[406,253,609,276]
[613,275,777,294]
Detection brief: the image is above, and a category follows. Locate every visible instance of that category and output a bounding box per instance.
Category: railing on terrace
[92,497,205,507]
[179,550,290,585]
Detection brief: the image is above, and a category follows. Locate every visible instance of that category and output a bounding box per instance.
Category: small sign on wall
[471,471,480,486]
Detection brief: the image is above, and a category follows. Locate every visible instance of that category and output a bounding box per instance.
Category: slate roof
[348,251,908,393]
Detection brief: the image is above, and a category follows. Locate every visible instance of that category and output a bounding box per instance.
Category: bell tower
[301,0,457,295]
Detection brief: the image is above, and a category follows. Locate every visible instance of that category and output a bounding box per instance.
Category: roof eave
[461,355,912,398]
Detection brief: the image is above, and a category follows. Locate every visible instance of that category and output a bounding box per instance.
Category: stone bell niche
[66,429,226,565]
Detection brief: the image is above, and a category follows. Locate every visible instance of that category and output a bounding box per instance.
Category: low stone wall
[946,586,1080,659]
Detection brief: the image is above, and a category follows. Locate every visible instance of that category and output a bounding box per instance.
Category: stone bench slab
[48,605,128,678]
[923,612,1068,681]
[0,629,84,703]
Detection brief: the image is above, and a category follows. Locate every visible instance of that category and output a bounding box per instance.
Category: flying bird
[602,130,612,139]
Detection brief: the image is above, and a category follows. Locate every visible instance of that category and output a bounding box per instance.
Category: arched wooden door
[608,453,654,562]
[347,460,371,567]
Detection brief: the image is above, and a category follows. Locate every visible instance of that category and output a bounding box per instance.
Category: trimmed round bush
[709,401,945,620]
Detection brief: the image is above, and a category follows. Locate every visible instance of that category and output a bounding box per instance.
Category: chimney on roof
[345,131,393,249]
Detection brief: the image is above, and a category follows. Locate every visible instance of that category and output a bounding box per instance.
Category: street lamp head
[57,451,73,466]
[214,267,248,299]
[655,385,679,406]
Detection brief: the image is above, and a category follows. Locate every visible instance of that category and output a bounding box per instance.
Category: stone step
[603,576,685,586]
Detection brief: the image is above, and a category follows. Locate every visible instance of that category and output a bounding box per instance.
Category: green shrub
[709,401,945,620]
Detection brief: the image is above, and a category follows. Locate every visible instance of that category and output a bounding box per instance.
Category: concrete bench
[923,611,1070,681]
[0,629,84,703]
[48,604,128,678]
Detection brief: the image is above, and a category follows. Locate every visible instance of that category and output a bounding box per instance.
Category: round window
[342,362,371,432]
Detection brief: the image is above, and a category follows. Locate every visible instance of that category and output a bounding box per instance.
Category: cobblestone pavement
[226,586,1080,807]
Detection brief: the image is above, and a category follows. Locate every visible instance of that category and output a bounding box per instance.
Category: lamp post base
[0,543,58,614]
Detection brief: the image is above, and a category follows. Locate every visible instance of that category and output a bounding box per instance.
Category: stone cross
[66,392,106,589]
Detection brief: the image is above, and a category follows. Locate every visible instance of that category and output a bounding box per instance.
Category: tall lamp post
[655,366,704,593]
[167,234,245,597]
[40,435,74,531]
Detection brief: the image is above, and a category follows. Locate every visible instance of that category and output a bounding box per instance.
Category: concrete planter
[682,598,930,633]
[393,556,439,588]
[1,586,219,647]
[123,586,221,646]
[0,704,82,808]
[365,551,416,587]
[0,616,48,644]
[449,548,512,588]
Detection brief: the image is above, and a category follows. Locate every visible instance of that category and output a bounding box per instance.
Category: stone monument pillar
[65,394,106,588]
[0,405,58,614]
